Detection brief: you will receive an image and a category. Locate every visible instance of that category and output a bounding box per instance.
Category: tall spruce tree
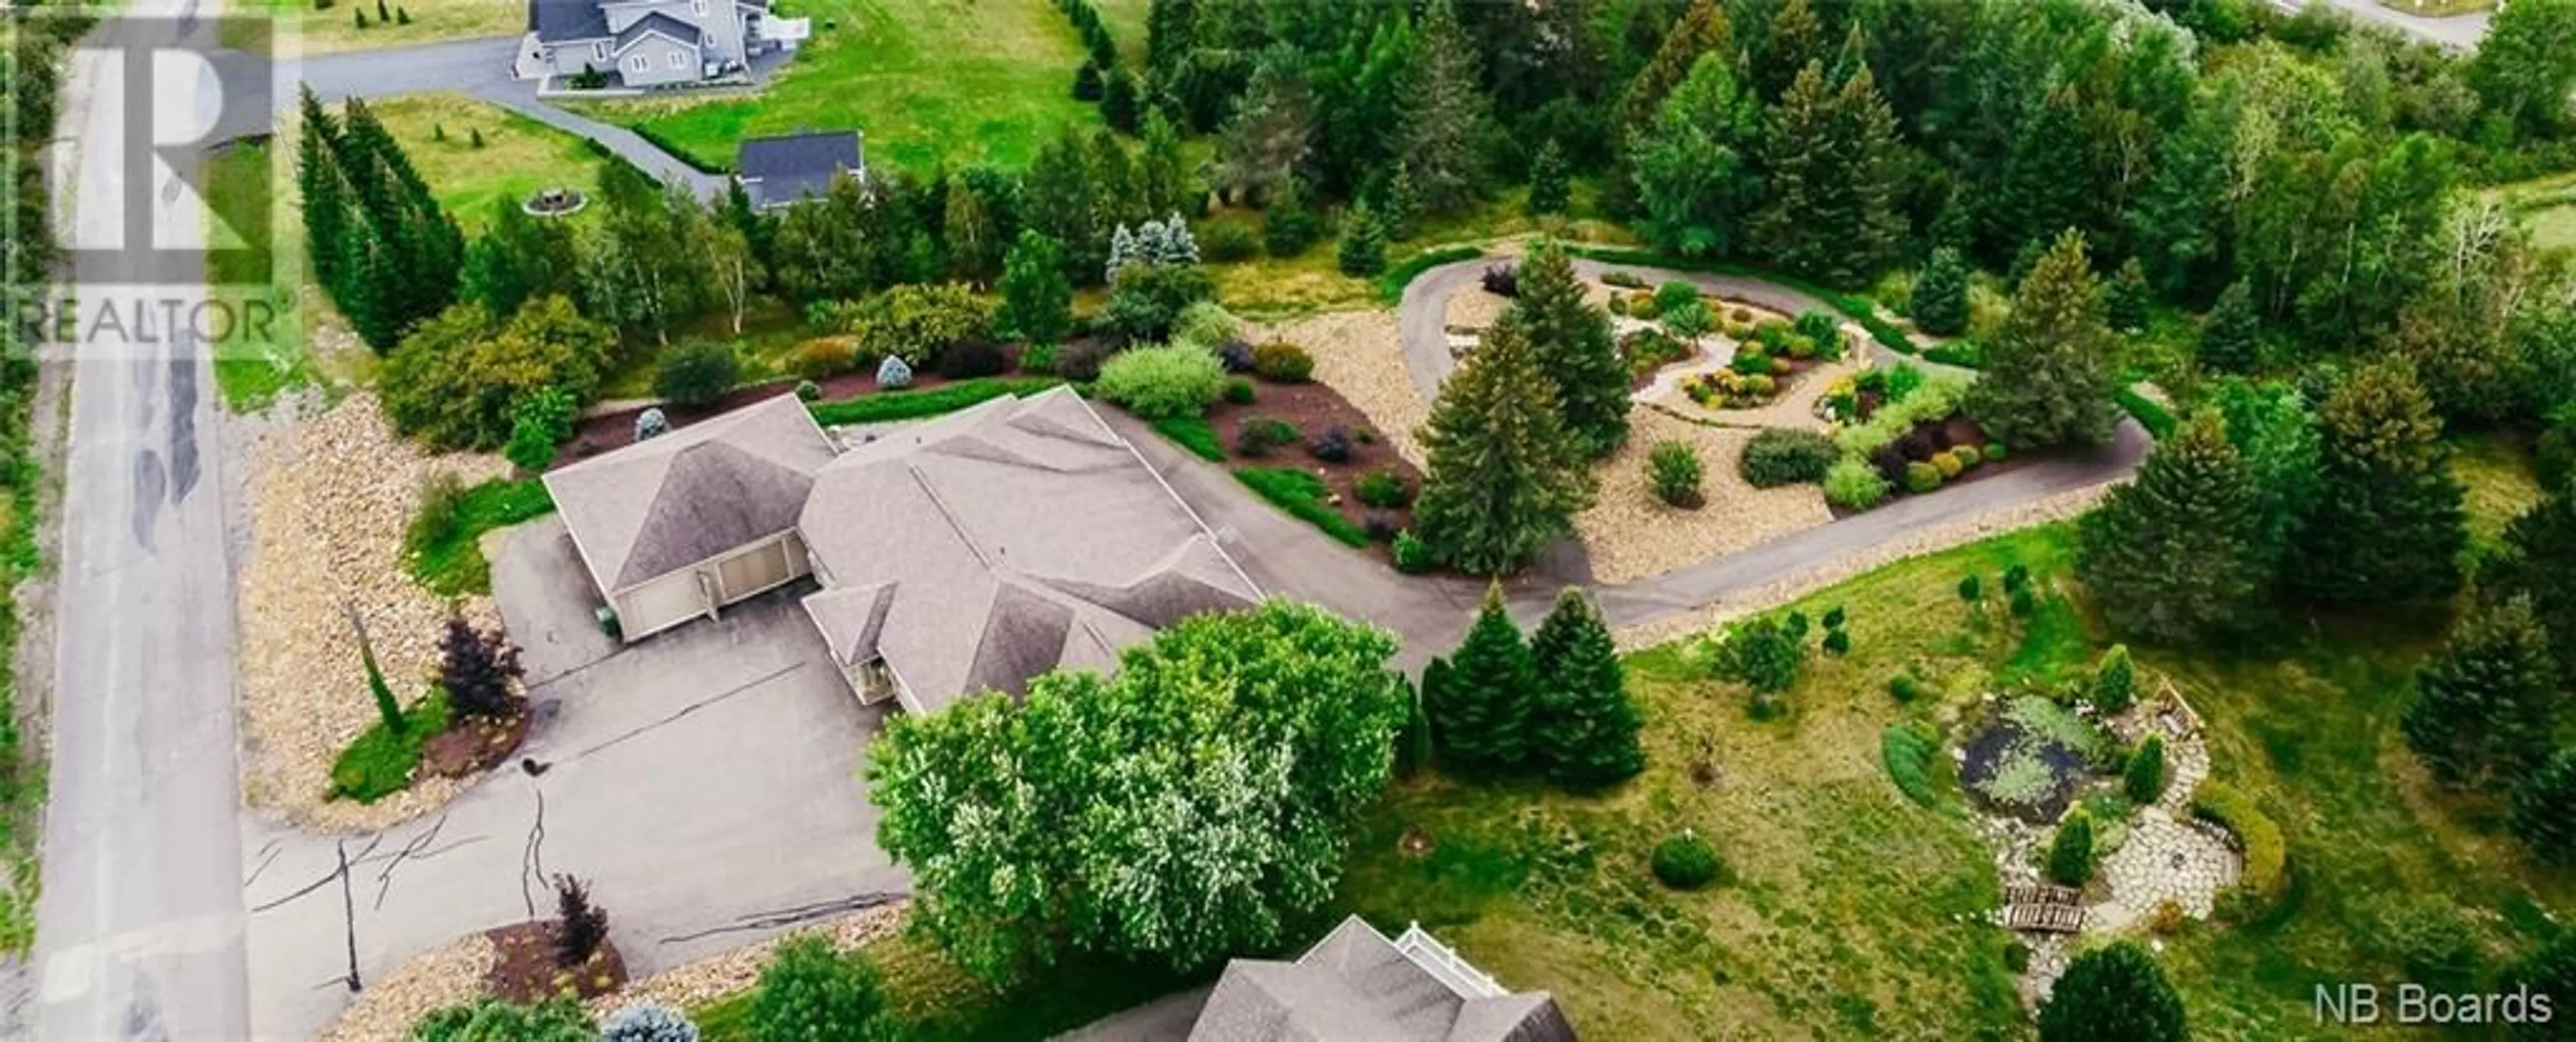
[2106,258,2151,333]
[1966,229,2120,447]
[295,88,348,295]
[1413,316,1596,574]
[1527,140,1569,217]
[1529,589,1644,790]
[2402,595,2565,790]
[2489,488,2576,687]
[2289,358,2467,605]
[1909,246,1970,335]
[2077,411,2267,641]
[1754,0,1825,103]
[1515,242,1629,458]
[1426,588,1537,776]
[1394,0,1488,215]
[1996,84,2099,257]
[1754,60,1900,283]
[1605,0,1729,216]
[997,230,1073,345]
[2198,279,2260,374]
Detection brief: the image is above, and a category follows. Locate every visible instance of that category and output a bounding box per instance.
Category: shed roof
[543,395,837,595]
[529,0,610,42]
[738,131,865,208]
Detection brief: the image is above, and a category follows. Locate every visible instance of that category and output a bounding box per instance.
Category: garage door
[617,569,710,640]
[714,537,798,602]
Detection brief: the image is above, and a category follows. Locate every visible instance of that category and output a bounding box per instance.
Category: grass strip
[1374,244,1487,303]
[1234,468,1369,547]
[1148,415,1224,462]
[405,477,557,596]
[329,688,453,803]
[806,377,1065,427]
[2114,386,2178,439]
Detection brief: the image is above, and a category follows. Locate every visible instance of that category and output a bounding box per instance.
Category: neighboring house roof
[543,395,837,594]
[616,11,703,52]
[1188,917,1576,1042]
[798,388,1260,712]
[529,0,612,42]
[738,130,865,209]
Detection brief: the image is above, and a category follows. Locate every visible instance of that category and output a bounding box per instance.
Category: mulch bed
[1202,376,1428,554]
[422,711,530,780]
[484,920,628,1004]
[1823,415,2041,520]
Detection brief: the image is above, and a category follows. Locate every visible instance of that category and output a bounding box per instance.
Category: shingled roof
[543,395,836,595]
[798,388,1260,712]
[739,130,865,209]
[1189,917,1576,1042]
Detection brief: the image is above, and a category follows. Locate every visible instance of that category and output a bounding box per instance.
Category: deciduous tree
[996,230,1073,345]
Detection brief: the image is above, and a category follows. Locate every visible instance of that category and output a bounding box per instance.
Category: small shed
[737,130,865,210]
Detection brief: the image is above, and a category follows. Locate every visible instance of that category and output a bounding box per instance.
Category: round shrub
[853,282,997,366]
[2512,747,2576,864]
[1822,629,1851,656]
[1252,341,1315,382]
[1095,343,1226,419]
[2037,941,2188,1042]
[1356,470,1411,509]
[1932,450,1964,478]
[1650,831,1722,890]
[1216,339,1256,374]
[1653,281,1701,314]
[2003,941,2032,974]
[1307,426,1354,463]
[1648,440,1705,508]
[1740,372,1777,397]
[1823,457,1890,511]
[1739,428,1839,487]
[1235,417,1301,457]
[1222,378,1256,405]
[934,338,1010,379]
[1392,529,1433,573]
[635,407,670,441]
[655,340,743,407]
[794,380,822,402]
[1168,301,1240,351]
[1985,441,2008,462]
[1904,461,1943,493]
[875,354,914,389]
[1017,342,1059,374]
[1605,295,1627,318]
[1888,674,1926,702]
[601,1002,699,1042]
[1731,347,1775,376]
[1953,444,1983,468]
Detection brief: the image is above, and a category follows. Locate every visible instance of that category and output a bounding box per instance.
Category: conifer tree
[2489,488,2576,687]
[2077,411,2266,641]
[2403,595,2564,790]
[2289,358,2465,605]
[1966,229,2120,448]
[1413,317,1595,574]
[1515,242,1629,458]
[1755,0,1824,103]
[2106,258,2151,333]
[1529,589,1644,790]
[1426,588,1537,776]
[296,89,348,294]
[1335,206,1388,276]
[1394,0,1487,215]
[2039,942,2190,1042]
[1527,139,1569,217]
[1909,246,1970,336]
[1754,61,1900,283]
[2198,279,2260,374]
[1137,111,1192,218]
[1613,0,1730,137]
[2513,748,2576,864]
[1996,84,2098,256]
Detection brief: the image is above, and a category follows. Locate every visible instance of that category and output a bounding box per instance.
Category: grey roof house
[543,387,1262,710]
[1186,916,1576,1042]
[737,131,866,210]
[516,0,810,88]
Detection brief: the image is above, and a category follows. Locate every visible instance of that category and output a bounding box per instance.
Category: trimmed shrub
[1362,511,1400,541]
[1959,574,1984,603]
[1392,529,1433,573]
[1984,441,2008,462]
[1823,457,1889,511]
[1881,723,1943,807]
[2047,810,2097,886]
[1822,628,1851,656]
[2092,645,2137,714]
[1234,417,1301,457]
[2192,781,2286,903]
[1601,269,1646,289]
[1222,378,1256,404]
[1307,426,1354,463]
[1650,831,1722,890]
[875,355,913,389]
[934,338,1009,379]
[1953,444,1983,468]
[2038,942,2188,1042]
[654,340,742,407]
[1712,615,1805,698]
[2004,942,2033,974]
[635,407,670,441]
[1931,450,1964,478]
[1653,281,1702,316]
[791,338,859,379]
[1168,301,1239,351]
[1356,470,1411,508]
[749,937,892,1041]
[600,1002,698,1042]
[1252,341,1315,382]
[2125,734,2168,804]
[1823,605,1846,630]
[1904,461,1943,493]
[853,283,996,366]
[794,380,822,402]
[1888,674,1927,702]
[1199,221,1258,262]
[2010,588,2037,617]
[1095,343,1226,419]
[1648,440,1705,508]
[1215,339,1255,373]
[1739,428,1839,487]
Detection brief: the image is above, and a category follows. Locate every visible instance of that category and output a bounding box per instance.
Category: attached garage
[543,396,837,641]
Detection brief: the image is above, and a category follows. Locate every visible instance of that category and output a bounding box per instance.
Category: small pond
[1960,695,2111,825]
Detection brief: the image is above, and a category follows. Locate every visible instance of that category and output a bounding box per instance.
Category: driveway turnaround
[241,519,906,1039]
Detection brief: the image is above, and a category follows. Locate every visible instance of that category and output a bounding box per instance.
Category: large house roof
[1189,917,1576,1042]
[543,395,837,594]
[798,388,1259,712]
[616,11,704,51]
[738,130,865,209]
[529,0,611,42]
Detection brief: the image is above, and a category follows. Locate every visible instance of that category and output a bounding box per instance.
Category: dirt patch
[238,394,509,831]
[486,920,628,1005]
[1572,411,1833,584]
[421,711,529,780]
[1257,311,1426,469]
[317,933,496,1042]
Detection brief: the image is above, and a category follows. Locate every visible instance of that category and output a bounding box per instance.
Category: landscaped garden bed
[1157,356,1428,555]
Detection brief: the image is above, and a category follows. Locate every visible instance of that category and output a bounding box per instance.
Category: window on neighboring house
[627,54,648,73]
[668,49,686,70]
[593,42,608,60]
[692,0,706,13]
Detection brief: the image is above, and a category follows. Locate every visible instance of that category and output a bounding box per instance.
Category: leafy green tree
[2125,734,2168,804]
[2130,88,2237,299]
[1529,589,1644,789]
[2211,379,2322,584]
[1711,614,1803,696]
[2077,412,2267,641]
[750,937,895,1042]
[1023,128,1106,284]
[2513,747,2576,865]
[2403,595,2565,790]
[2289,358,2465,605]
[2197,279,2259,374]
[381,296,614,451]
[868,603,1407,981]
[2038,942,2189,1042]
[996,231,1073,345]
[1393,0,1487,214]
[941,176,1008,286]
[1428,588,1538,776]
[1515,242,1629,458]
[1966,229,2119,448]
[1995,84,2101,259]
[2047,810,2096,886]
[1908,247,1970,336]
[654,340,742,408]
[503,386,577,474]
[1526,138,1569,217]
[1630,54,1762,258]
[462,197,580,319]
[2468,0,2576,139]
[2489,488,2576,687]
[1413,318,1595,574]
[412,998,594,1042]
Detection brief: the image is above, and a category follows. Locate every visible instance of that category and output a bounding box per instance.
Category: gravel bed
[1609,482,2117,652]
[1574,411,1833,585]
[238,394,511,832]
[1260,311,1427,470]
[588,902,909,1015]
[1442,286,1510,331]
[316,933,496,1042]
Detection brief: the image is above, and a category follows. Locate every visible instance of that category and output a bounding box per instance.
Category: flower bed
[1185,376,1428,554]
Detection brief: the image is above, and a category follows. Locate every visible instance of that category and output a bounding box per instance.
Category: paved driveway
[243,517,906,1039]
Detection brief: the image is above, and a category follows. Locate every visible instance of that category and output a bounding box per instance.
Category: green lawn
[225,0,528,54]
[203,140,321,411]
[2496,170,2576,254]
[593,0,1114,174]
[1214,183,1635,319]
[403,476,557,596]
[366,93,610,233]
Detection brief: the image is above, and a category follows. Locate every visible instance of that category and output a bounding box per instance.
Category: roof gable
[544,395,836,595]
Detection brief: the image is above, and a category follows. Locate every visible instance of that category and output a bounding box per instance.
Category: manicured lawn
[329,687,451,802]
[2495,170,2576,252]
[1233,468,1369,547]
[203,140,324,411]
[364,94,610,233]
[2451,431,2544,548]
[594,0,1113,174]
[403,477,557,596]
[692,930,1208,1041]
[2375,0,2493,15]
[806,377,1066,427]
[227,0,527,54]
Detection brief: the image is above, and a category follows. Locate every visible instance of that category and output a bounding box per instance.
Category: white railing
[1393,922,1505,998]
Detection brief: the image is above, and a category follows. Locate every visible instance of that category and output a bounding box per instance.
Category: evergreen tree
[1754,0,1824,103]
[2105,258,2151,333]
[1529,589,1644,790]
[2489,488,2576,687]
[2039,942,2190,1042]
[1995,84,2099,257]
[2290,358,2466,605]
[1631,54,1761,258]
[2512,747,2576,864]
[1426,588,1537,776]
[1513,242,1629,458]
[996,231,1072,346]
[1966,229,2120,448]
[1605,0,1730,216]
[1393,0,1488,214]
[2077,411,2267,641]
[1908,246,1970,336]
[2125,734,2168,804]
[2047,809,2096,886]
[295,88,348,295]
[1262,176,1323,258]
[2467,0,2576,140]
[1527,139,1569,217]
[1023,128,1104,284]
[1335,205,1388,276]
[2403,595,2565,790]
[1754,61,1900,284]
[2198,279,2260,374]
[1136,111,1193,217]
[1414,317,1595,574]
[1101,68,1143,134]
[1208,51,1316,207]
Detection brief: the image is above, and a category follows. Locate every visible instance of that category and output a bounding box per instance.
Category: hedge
[806,377,1064,427]
[1880,723,1946,809]
[2115,386,2178,439]
[628,122,733,174]
[1149,416,1224,462]
[1560,246,1917,357]
[1374,245,1487,303]
[2192,780,2286,902]
[1234,468,1369,546]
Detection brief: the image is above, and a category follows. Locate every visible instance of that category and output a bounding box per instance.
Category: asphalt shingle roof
[1187,917,1576,1042]
[543,395,836,594]
[739,131,864,208]
[615,11,702,51]
[529,0,610,42]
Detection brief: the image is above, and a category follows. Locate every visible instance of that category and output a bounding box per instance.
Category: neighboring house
[737,131,865,211]
[545,388,1263,709]
[517,0,810,87]
[1187,916,1576,1042]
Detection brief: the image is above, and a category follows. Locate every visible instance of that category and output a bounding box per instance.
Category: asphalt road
[2272,0,2490,52]
[32,4,255,1039]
